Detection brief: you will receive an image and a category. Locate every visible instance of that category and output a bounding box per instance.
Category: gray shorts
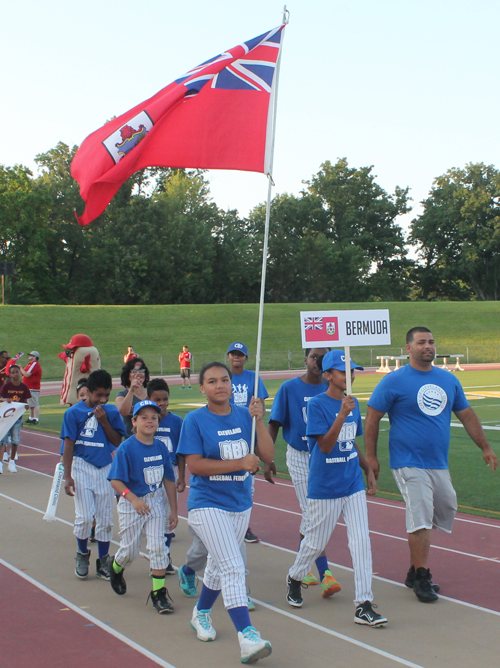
[392,467,457,534]
[27,390,40,408]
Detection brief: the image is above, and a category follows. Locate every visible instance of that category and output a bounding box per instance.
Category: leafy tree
[0,164,53,303]
[410,163,500,301]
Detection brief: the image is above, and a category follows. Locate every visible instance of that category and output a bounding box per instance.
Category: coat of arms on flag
[302,316,339,343]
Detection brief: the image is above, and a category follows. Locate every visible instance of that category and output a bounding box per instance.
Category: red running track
[14,429,500,614]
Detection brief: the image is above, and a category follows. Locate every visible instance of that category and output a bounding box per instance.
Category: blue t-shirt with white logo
[306,393,364,499]
[269,376,327,452]
[368,364,470,469]
[177,405,253,512]
[60,400,126,468]
[108,435,175,497]
[155,412,183,467]
[230,369,269,408]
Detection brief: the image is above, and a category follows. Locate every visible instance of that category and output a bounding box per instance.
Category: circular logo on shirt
[417,384,448,416]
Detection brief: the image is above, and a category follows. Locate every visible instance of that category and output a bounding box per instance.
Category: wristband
[121,488,130,498]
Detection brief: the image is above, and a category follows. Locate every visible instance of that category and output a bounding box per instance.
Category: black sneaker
[96,555,111,580]
[413,567,439,603]
[148,587,174,614]
[286,575,304,608]
[354,601,388,627]
[165,557,175,575]
[89,526,97,543]
[110,559,127,595]
[75,550,91,579]
[405,565,439,592]
[245,527,260,543]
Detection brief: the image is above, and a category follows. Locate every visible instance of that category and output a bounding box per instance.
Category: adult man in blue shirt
[365,327,497,603]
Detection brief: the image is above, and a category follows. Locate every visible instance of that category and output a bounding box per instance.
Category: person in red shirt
[178,345,192,390]
[0,364,31,473]
[123,346,139,365]
[20,351,42,424]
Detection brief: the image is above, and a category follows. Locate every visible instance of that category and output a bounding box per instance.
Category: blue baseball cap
[320,350,364,372]
[227,342,248,356]
[133,399,161,417]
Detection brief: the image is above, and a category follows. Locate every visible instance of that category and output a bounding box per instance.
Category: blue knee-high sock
[228,606,252,633]
[77,538,89,554]
[98,541,110,559]
[164,533,173,549]
[182,564,196,576]
[315,556,329,580]
[197,584,220,611]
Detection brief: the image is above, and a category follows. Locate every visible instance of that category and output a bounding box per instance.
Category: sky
[2,0,500,233]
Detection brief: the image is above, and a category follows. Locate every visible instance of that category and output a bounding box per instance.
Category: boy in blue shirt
[227,341,269,544]
[108,400,178,614]
[269,347,341,595]
[62,369,126,580]
[286,350,387,627]
[147,378,184,573]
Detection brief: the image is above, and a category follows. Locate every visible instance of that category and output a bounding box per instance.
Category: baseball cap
[132,399,161,417]
[29,351,40,359]
[227,342,248,356]
[320,350,364,372]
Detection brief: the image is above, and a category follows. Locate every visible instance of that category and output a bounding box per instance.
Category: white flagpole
[345,345,352,396]
[250,6,289,454]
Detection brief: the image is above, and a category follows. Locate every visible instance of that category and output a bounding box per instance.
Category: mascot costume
[59,334,100,405]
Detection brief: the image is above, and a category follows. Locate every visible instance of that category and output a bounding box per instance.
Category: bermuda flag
[303,316,340,343]
[71,24,286,226]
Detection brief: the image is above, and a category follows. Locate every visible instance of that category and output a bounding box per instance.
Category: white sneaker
[0,462,3,474]
[8,460,17,473]
[190,605,216,642]
[238,626,272,663]
[2,452,8,463]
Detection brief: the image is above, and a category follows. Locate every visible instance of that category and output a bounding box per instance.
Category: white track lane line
[0,557,177,668]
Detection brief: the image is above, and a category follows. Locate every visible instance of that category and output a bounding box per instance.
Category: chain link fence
[36,345,500,382]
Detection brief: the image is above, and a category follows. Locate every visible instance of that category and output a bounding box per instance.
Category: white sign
[0,402,27,441]
[300,309,391,348]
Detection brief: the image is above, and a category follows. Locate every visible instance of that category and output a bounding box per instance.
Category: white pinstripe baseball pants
[286,445,311,536]
[289,490,373,605]
[188,507,251,610]
[115,488,168,570]
[72,457,114,542]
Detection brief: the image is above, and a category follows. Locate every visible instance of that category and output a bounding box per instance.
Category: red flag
[71,25,285,226]
[303,317,340,343]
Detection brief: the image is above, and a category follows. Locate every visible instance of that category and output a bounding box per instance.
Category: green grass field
[25,368,500,519]
[1,302,500,379]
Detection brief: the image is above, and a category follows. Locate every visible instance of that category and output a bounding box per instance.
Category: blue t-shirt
[306,393,364,500]
[230,369,269,408]
[108,435,175,497]
[60,400,126,468]
[177,405,253,512]
[155,412,183,467]
[368,364,470,469]
[269,376,327,451]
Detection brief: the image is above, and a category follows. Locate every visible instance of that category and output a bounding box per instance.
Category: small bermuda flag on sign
[303,316,339,343]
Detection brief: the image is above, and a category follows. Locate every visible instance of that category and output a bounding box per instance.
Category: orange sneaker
[302,571,319,585]
[321,570,341,598]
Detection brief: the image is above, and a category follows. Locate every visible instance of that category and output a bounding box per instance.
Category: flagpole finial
[282,5,290,24]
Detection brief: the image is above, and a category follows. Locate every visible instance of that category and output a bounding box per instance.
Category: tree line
[1,142,499,304]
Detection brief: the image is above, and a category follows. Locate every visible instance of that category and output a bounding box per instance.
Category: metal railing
[33,346,500,382]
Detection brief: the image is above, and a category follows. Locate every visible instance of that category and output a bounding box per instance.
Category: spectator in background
[123,346,138,365]
[0,351,10,391]
[115,358,150,436]
[178,345,192,390]
[21,351,42,424]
